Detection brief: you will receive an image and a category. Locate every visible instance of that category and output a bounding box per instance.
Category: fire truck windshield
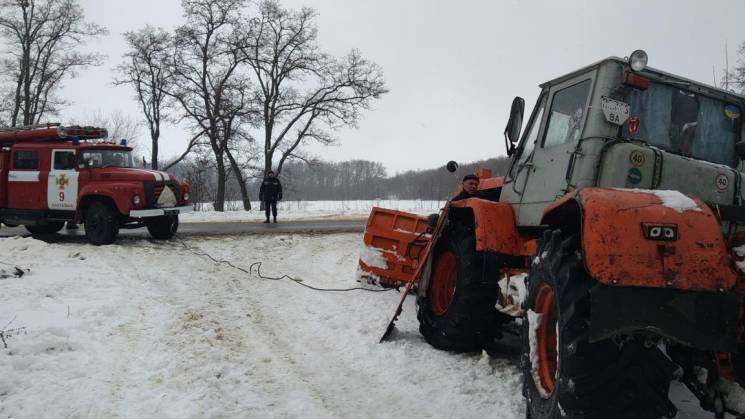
[81,149,135,168]
[622,83,743,167]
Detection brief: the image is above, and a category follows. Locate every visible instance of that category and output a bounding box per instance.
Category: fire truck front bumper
[129,205,193,218]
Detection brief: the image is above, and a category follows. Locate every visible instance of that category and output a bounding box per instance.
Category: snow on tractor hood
[92,167,177,183]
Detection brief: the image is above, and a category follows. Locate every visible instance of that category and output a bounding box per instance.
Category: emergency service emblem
[55,173,69,190]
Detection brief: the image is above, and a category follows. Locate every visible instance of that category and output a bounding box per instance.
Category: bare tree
[83,109,142,145]
[722,41,745,94]
[114,26,174,170]
[241,0,388,179]
[0,0,107,126]
[170,0,255,211]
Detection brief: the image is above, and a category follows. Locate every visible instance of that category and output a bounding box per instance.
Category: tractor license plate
[164,209,179,215]
[601,96,630,125]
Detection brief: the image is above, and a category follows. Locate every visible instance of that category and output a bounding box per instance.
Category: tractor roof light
[629,49,648,72]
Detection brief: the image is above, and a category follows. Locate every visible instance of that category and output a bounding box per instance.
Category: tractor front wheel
[523,230,677,419]
[416,221,501,352]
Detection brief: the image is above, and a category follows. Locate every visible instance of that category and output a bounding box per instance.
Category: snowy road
[0,233,718,418]
[0,219,366,239]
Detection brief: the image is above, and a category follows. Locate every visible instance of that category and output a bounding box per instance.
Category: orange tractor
[359,51,745,418]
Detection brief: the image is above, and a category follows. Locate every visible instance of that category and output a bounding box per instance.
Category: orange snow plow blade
[358,207,432,286]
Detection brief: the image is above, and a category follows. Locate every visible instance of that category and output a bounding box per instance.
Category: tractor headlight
[629,49,648,72]
[132,194,141,205]
[183,192,190,202]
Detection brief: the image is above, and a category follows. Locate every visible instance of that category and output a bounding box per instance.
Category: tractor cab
[501,50,745,227]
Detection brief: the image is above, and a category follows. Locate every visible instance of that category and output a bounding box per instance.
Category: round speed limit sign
[716,174,729,190]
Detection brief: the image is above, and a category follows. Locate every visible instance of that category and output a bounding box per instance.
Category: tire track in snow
[90,240,342,418]
[204,237,413,418]
[83,243,173,419]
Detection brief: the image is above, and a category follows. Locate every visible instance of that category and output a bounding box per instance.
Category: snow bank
[181,199,446,223]
[0,233,524,418]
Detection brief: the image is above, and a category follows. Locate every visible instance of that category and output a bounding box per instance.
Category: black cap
[462,174,479,182]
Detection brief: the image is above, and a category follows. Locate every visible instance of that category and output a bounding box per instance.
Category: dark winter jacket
[259,176,283,202]
[451,189,483,202]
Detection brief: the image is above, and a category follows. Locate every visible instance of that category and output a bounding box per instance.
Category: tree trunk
[151,131,159,170]
[214,153,226,212]
[225,147,251,211]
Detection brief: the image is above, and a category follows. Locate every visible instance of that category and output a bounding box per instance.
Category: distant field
[180,200,447,223]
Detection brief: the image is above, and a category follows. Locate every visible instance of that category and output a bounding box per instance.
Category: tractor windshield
[623,83,742,167]
[81,149,135,168]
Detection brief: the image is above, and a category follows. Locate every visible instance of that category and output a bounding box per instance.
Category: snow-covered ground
[0,233,719,418]
[181,200,446,223]
[0,233,522,418]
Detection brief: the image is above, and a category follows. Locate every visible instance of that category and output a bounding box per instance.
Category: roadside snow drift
[181,200,446,223]
[0,234,523,418]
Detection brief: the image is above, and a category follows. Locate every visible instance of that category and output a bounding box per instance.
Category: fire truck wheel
[523,230,676,419]
[84,201,119,245]
[25,221,64,236]
[416,221,501,352]
[146,215,179,240]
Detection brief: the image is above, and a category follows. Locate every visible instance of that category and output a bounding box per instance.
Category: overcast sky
[61,0,745,175]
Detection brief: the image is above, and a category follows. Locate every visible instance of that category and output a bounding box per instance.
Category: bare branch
[0,0,107,126]
[239,0,387,178]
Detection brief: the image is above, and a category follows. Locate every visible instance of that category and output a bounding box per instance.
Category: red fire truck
[0,123,192,245]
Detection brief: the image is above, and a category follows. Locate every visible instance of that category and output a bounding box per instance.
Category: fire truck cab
[0,124,192,245]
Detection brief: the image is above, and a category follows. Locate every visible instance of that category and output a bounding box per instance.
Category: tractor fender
[449,198,536,256]
[541,187,738,292]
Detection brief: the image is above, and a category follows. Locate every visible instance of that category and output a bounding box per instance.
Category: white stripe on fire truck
[8,171,39,182]
[129,169,162,181]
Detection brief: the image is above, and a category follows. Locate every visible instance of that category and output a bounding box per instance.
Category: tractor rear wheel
[416,221,501,352]
[25,221,64,236]
[147,215,179,240]
[523,230,677,419]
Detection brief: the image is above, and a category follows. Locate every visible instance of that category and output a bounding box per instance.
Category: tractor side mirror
[735,142,745,161]
[446,161,458,173]
[504,96,525,157]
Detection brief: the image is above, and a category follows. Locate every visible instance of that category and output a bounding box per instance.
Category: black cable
[176,238,396,293]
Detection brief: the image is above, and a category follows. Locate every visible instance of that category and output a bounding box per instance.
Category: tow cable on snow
[175,238,397,293]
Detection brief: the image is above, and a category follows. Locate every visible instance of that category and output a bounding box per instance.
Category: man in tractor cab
[451,174,481,201]
[427,174,483,227]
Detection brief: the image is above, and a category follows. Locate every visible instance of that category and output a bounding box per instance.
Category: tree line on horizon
[169,156,510,206]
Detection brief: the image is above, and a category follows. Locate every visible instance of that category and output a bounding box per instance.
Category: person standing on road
[259,170,283,223]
